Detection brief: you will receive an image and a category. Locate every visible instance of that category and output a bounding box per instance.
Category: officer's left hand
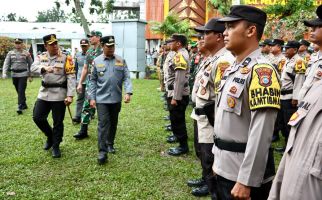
[124,94,131,103]
[64,96,73,106]
[231,182,251,200]
[291,99,298,107]
[28,76,33,82]
[171,99,177,106]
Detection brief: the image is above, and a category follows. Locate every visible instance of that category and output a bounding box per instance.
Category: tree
[149,13,194,39]
[208,0,232,16]
[36,1,68,22]
[264,0,316,40]
[0,13,28,22]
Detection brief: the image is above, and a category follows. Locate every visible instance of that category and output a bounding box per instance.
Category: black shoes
[187,178,206,187]
[72,117,81,124]
[43,139,53,150]
[20,104,28,110]
[107,145,116,154]
[166,135,178,143]
[192,184,209,197]
[52,147,61,158]
[163,116,170,120]
[164,126,172,131]
[275,147,285,153]
[98,152,107,165]
[74,124,88,140]
[168,146,189,156]
[17,104,27,114]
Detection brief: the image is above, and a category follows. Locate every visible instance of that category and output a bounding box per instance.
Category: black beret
[299,39,310,47]
[194,18,225,33]
[100,35,115,46]
[218,5,267,27]
[283,40,300,49]
[14,38,23,43]
[43,34,58,45]
[304,5,322,27]
[80,39,89,46]
[269,39,284,46]
[167,34,188,46]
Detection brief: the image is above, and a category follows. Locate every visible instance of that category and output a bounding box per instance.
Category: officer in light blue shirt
[73,39,90,123]
[89,35,133,164]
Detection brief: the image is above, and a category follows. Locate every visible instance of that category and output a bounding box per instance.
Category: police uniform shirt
[213,49,281,187]
[2,49,33,78]
[89,54,132,104]
[75,51,86,84]
[268,79,322,200]
[163,51,176,92]
[268,53,286,74]
[30,52,76,101]
[280,54,306,100]
[191,56,210,103]
[166,48,190,100]
[298,51,322,101]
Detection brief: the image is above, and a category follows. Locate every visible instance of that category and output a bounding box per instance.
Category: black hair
[244,21,264,41]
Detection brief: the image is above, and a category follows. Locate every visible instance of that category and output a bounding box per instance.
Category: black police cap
[269,39,284,46]
[100,35,115,46]
[218,5,267,27]
[259,39,271,46]
[80,39,89,46]
[194,18,225,33]
[283,40,300,49]
[299,39,310,47]
[14,38,23,43]
[167,34,188,46]
[304,5,322,27]
[43,34,58,44]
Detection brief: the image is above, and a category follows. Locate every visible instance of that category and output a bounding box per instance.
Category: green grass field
[0,78,284,199]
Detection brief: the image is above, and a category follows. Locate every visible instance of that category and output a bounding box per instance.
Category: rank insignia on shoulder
[240,67,250,74]
[227,96,236,108]
[115,59,124,66]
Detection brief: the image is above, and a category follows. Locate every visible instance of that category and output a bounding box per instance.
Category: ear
[246,25,257,38]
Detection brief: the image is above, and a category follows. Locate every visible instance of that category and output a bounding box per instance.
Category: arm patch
[248,64,281,110]
[65,55,76,74]
[174,53,188,70]
[294,59,306,74]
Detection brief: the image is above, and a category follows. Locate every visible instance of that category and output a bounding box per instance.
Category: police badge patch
[255,67,273,87]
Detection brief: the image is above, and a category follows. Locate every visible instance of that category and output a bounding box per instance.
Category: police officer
[276,40,306,153]
[72,39,90,123]
[88,35,132,164]
[298,39,311,60]
[268,7,322,199]
[189,18,235,198]
[260,39,271,58]
[214,6,280,199]
[268,39,286,74]
[2,38,33,114]
[31,34,76,158]
[166,34,190,156]
[74,30,103,139]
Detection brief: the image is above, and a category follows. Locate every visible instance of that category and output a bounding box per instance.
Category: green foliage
[208,0,232,15]
[0,13,28,22]
[149,13,194,38]
[264,0,316,40]
[36,2,68,22]
[0,37,14,68]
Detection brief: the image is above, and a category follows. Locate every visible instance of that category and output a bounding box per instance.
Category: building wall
[145,0,164,40]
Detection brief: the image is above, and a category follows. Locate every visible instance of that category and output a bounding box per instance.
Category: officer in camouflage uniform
[31,34,76,158]
[214,6,280,199]
[74,30,103,139]
[73,39,90,123]
[166,34,190,156]
[89,35,132,164]
[2,38,33,114]
[275,41,307,153]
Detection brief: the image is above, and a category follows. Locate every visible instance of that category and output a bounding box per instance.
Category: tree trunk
[73,0,90,35]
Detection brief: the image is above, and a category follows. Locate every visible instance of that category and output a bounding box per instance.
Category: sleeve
[173,53,188,100]
[248,64,281,110]
[293,59,307,100]
[88,61,97,100]
[65,55,76,97]
[30,55,43,75]
[267,153,286,200]
[123,60,133,95]
[26,52,33,75]
[2,52,11,77]
[237,108,278,187]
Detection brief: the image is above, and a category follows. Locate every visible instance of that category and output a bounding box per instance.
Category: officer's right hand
[77,84,83,93]
[90,100,96,108]
[42,66,54,73]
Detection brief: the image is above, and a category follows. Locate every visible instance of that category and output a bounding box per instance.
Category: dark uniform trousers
[75,83,86,119]
[167,95,189,145]
[12,77,27,107]
[33,99,66,148]
[200,143,214,180]
[193,119,201,159]
[216,175,272,200]
[279,99,297,142]
[97,102,121,153]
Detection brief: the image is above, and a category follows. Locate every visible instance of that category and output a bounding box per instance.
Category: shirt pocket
[114,67,124,80]
[96,67,106,83]
[53,64,64,75]
[222,83,245,115]
[310,142,322,180]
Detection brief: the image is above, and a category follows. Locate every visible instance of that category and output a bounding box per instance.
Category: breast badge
[229,86,237,94]
[227,97,236,108]
[200,87,207,95]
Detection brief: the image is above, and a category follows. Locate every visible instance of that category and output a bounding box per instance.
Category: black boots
[73,124,88,139]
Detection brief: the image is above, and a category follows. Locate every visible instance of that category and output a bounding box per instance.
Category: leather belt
[214,137,247,153]
[41,81,67,88]
[281,89,293,95]
[195,107,206,115]
[11,69,27,73]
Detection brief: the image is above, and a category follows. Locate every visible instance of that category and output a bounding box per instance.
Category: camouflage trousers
[80,99,95,124]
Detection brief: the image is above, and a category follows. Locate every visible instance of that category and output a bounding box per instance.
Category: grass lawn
[0,78,284,200]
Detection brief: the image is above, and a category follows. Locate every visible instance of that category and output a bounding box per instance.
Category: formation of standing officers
[159,4,322,200]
